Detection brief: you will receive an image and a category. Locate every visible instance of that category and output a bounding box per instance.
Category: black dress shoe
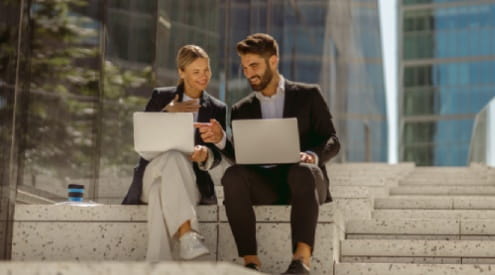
[245,263,260,271]
[281,259,310,274]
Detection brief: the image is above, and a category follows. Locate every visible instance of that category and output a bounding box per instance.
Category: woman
[122,45,227,262]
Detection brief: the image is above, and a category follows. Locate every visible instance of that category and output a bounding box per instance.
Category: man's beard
[248,62,273,91]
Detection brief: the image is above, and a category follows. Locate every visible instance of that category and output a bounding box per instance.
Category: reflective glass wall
[223,0,388,162]
[1,1,386,256]
[400,0,495,166]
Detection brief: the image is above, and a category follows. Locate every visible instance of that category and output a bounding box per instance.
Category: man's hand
[162,94,200,113]
[300,152,316,164]
[194,119,224,143]
[190,145,208,163]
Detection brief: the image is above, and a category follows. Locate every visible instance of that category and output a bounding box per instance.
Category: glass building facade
[0,0,386,258]
[400,0,495,166]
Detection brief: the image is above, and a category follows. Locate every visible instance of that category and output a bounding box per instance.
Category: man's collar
[255,75,285,101]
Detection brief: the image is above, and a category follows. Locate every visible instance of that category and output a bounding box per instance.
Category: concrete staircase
[10,203,344,274]
[7,163,495,274]
[337,165,495,274]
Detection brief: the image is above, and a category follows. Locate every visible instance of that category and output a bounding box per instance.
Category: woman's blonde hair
[176,45,209,86]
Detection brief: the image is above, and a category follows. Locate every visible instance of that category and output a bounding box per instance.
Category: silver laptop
[232,118,300,164]
[133,112,194,160]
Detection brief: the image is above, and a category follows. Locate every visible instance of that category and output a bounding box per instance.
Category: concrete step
[0,262,262,275]
[347,218,495,238]
[335,263,495,275]
[399,179,488,185]
[372,209,495,220]
[405,175,484,181]
[12,204,343,275]
[341,239,495,263]
[375,196,495,210]
[346,218,460,238]
[327,163,414,175]
[407,172,481,179]
[330,177,391,186]
[414,167,477,172]
[389,185,495,196]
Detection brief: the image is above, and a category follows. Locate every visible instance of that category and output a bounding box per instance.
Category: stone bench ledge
[0,262,261,275]
[335,263,495,275]
[14,204,343,225]
[14,205,217,222]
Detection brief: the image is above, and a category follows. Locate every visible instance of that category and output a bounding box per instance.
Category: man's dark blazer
[222,79,340,202]
[122,84,227,205]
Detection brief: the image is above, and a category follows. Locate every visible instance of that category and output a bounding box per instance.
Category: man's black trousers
[221,163,328,256]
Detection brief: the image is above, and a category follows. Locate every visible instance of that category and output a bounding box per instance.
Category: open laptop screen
[232,118,300,164]
[133,112,194,160]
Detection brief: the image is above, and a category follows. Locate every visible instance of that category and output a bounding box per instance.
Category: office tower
[400,0,495,165]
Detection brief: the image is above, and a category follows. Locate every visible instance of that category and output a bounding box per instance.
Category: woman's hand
[190,145,208,163]
[162,94,200,113]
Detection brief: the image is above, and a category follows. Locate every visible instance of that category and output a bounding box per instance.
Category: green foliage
[23,0,151,182]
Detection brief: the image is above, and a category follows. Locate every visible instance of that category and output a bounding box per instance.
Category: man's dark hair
[236,33,279,58]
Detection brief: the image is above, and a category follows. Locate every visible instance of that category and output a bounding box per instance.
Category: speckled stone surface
[335,263,495,275]
[462,236,495,240]
[463,258,495,264]
[376,196,495,210]
[346,218,460,235]
[12,204,342,268]
[399,179,489,185]
[14,205,217,222]
[329,186,369,198]
[11,222,217,261]
[454,197,495,209]
[195,223,218,262]
[0,262,262,275]
[373,209,495,220]
[375,197,454,209]
[390,185,495,196]
[14,205,148,222]
[327,166,414,179]
[0,262,151,275]
[461,219,495,235]
[341,239,495,258]
[329,177,387,186]
[12,204,218,261]
[217,222,339,275]
[12,222,148,261]
[341,256,461,264]
[334,199,372,220]
[151,262,262,274]
[349,234,460,240]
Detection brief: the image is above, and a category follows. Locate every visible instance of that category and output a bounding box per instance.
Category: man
[197,33,340,274]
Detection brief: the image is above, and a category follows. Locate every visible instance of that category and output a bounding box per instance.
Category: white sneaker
[179,231,210,260]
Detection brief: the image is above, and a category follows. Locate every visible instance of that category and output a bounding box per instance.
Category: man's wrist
[305,150,319,165]
[215,130,227,150]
